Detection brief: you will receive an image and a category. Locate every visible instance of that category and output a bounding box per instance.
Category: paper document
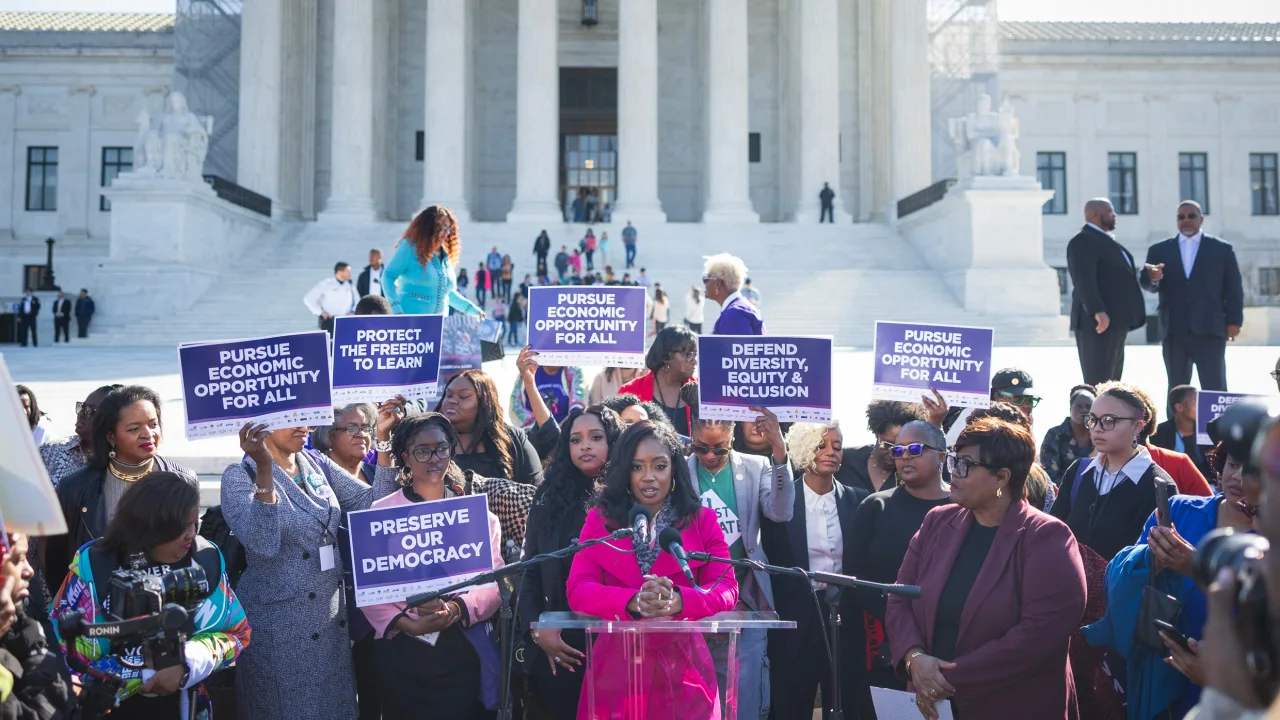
[870,686,954,720]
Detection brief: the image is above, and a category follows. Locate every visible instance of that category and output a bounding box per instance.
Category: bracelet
[906,650,925,672]
[374,439,393,453]
[253,485,274,495]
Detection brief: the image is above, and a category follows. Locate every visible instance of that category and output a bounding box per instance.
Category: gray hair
[785,421,842,473]
[312,402,377,453]
[701,253,748,292]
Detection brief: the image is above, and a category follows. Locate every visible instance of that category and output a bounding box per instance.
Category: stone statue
[948,93,1021,178]
[131,91,212,182]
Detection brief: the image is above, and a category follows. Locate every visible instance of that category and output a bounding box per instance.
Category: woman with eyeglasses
[1050,382,1178,562]
[1081,439,1261,718]
[1039,384,1097,485]
[359,412,506,720]
[312,402,379,484]
[46,385,197,591]
[383,205,485,317]
[617,325,699,436]
[39,384,123,486]
[759,421,875,720]
[848,420,952,693]
[887,417,1086,720]
[219,398,404,720]
[835,401,930,494]
[967,402,1058,511]
[683,391,793,720]
[519,405,625,719]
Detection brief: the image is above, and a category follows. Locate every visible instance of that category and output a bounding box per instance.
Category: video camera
[57,555,212,717]
[1193,400,1280,703]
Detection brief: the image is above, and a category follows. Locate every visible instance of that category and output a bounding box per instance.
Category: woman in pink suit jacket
[886,417,1087,720]
[566,421,739,720]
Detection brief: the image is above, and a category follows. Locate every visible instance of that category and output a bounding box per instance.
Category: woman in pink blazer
[360,413,505,720]
[566,421,739,720]
[886,417,1087,720]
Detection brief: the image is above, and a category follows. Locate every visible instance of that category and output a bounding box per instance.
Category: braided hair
[390,411,467,490]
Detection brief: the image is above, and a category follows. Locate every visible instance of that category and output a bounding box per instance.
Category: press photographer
[0,531,75,720]
[48,472,251,720]
[1185,401,1280,720]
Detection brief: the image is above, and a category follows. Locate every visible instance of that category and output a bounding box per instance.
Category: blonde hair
[786,421,842,473]
[701,253,748,292]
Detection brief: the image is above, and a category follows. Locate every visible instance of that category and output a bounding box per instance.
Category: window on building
[415,131,424,162]
[1107,152,1138,215]
[748,133,761,163]
[1252,153,1279,216]
[1260,268,1280,297]
[1037,152,1067,214]
[1178,152,1210,214]
[100,147,133,211]
[25,147,57,212]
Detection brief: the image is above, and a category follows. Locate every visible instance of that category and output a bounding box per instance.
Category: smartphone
[1153,619,1191,652]
[1155,480,1172,528]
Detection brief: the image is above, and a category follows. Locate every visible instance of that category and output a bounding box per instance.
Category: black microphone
[658,527,697,586]
[629,504,653,546]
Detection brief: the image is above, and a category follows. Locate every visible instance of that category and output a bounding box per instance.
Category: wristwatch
[374,439,393,453]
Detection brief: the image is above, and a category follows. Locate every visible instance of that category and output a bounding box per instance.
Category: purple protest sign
[1197,391,1263,445]
[872,321,994,408]
[697,335,833,422]
[347,494,493,607]
[178,332,333,440]
[332,314,444,403]
[527,286,647,367]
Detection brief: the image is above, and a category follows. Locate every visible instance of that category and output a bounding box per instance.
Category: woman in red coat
[887,417,1087,719]
[616,326,697,436]
[566,421,738,719]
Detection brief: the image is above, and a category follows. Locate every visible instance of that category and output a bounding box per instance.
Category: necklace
[109,459,155,482]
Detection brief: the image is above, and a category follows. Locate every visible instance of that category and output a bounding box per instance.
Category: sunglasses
[75,402,97,418]
[1177,213,1200,221]
[691,444,730,458]
[890,443,944,459]
[996,391,1041,409]
[1271,370,1280,380]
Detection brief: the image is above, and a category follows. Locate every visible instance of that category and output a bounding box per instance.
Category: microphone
[658,527,697,586]
[628,503,653,546]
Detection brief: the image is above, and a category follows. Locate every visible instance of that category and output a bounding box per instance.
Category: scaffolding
[928,0,1001,181]
[173,0,242,181]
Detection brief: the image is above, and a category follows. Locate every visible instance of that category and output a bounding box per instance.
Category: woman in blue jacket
[384,205,485,317]
[1082,443,1260,718]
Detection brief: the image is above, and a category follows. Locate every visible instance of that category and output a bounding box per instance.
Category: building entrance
[560,68,617,223]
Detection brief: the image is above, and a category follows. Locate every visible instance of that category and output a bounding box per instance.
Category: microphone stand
[686,552,921,720]
[404,526,638,720]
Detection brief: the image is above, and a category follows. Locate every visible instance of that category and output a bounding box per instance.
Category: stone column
[58,85,94,240]
[236,0,284,202]
[613,0,665,224]
[890,0,932,201]
[701,0,756,223]
[0,86,19,240]
[320,0,378,222]
[790,0,848,223]
[422,0,472,221]
[506,0,562,224]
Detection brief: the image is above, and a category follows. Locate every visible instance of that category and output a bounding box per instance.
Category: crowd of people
[5,200,1278,720]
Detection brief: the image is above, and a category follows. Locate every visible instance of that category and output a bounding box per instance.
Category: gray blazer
[686,451,794,611]
[220,452,398,720]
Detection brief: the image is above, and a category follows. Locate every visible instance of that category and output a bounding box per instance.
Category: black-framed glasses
[691,444,730,458]
[407,445,453,463]
[996,391,1041,409]
[889,443,943,460]
[337,424,375,437]
[1271,370,1280,380]
[679,350,698,362]
[946,453,1004,479]
[75,402,96,418]
[1084,414,1139,431]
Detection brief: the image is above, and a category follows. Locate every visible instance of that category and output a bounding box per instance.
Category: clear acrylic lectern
[532,611,795,720]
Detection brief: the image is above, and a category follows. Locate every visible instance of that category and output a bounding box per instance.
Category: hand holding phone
[1156,480,1172,528]
[1154,618,1192,652]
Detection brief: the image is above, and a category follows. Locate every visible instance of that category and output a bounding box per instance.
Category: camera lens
[161,566,211,607]
[1193,527,1270,589]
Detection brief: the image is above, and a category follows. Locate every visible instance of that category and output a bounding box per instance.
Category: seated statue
[132,91,212,182]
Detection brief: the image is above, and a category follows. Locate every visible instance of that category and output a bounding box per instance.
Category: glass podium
[533,611,795,720]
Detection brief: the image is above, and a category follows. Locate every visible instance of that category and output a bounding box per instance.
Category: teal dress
[383,242,482,316]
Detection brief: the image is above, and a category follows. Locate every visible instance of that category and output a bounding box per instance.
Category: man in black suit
[1067,198,1146,385]
[17,288,40,347]
[355,248,384,298]
[74,288,95,338]
[1140,200,1243,392]
[51,290,71,343]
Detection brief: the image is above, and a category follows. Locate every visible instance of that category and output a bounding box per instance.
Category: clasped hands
[627,574,683,618]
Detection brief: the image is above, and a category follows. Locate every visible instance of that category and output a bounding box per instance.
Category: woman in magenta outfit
[566,421,739,720]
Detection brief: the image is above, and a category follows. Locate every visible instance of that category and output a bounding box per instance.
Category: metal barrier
[203,174,271,217]
[897,178,956,219]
